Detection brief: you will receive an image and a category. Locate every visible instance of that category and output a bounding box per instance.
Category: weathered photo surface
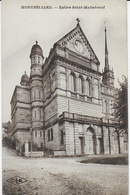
[2,0,128,194]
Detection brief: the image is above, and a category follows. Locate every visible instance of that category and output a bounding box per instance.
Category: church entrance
[86,127,96,154]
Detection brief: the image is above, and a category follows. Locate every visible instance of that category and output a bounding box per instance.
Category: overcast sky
[2,0,127,122]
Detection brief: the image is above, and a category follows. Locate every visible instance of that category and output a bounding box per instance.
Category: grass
[80,154,128,165]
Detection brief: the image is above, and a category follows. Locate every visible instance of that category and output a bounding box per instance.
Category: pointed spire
[105,26,109,70]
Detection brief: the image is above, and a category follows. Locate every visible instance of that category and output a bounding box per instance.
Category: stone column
[25,140,29,157]
[82,75,87,95]
[75,73,79,98]
[74,123,80,155]
[91,77,94,97]
[64,121,70,155]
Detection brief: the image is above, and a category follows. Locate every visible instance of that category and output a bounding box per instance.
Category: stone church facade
[11,21,128,156]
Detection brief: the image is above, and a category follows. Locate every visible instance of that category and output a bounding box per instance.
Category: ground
[2,145,128,195]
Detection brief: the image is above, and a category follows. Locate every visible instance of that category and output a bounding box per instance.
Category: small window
[39,91,41,98]
[35,111,36,118]
[71,73,76,92]
[86,79,91,96]
[35,131,37,137]
[40,131,42,137]
[40,110,42,119]
[79,76,84,94]
[38,57,40,63]
[48,130,50,141]
[34,91,36,98]
[51,129,53,141]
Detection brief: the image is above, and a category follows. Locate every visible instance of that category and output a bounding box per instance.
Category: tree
[113,76,128,132]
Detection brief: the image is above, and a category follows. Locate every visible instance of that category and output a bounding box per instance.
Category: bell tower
[30,41,44,146]
[102,27,114,86]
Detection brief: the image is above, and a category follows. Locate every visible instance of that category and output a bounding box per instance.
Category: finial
[36,41,38,45]
[24,71,26,74]
[76,18,80,25]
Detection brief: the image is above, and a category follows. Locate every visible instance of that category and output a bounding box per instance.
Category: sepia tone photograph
[2,0,128,194]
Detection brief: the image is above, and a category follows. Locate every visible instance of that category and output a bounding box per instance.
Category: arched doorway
[86,127,96,154]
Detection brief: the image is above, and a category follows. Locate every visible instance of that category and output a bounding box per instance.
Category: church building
[10,20,128,156]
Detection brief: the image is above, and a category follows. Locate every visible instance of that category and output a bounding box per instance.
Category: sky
[1,0,127,122]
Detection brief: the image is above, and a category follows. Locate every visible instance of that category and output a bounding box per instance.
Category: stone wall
[57,95,102,118]
[45,123,60,150]
[13,130,31,151]
[17,86,30,103]
[59,120,123,156]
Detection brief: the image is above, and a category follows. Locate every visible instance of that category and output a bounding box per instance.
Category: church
[10,19,127,156]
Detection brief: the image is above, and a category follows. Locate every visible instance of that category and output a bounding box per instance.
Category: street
[2,145,128,195]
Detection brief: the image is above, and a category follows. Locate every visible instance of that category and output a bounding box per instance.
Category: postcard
[2,0,128,194]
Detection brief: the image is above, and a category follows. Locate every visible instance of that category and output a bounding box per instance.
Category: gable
[57,24,100,65]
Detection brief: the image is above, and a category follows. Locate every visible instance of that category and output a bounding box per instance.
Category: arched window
[70,73,76,92]
[39,91,41,98]
[35,111,36,118]
[40,110,42,119]
[38,57,40,63]
[79,76,84,94]
[86,79,91,96]
[34,91,36,98]
[94,84,98,98]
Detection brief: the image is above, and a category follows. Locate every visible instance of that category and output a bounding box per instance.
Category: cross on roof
[76,18,80,25]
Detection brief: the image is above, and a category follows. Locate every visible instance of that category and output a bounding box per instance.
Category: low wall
[54,150,66,156]
[25,151,44,157]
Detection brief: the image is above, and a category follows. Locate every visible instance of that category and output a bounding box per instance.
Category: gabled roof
[56,23,100,65]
